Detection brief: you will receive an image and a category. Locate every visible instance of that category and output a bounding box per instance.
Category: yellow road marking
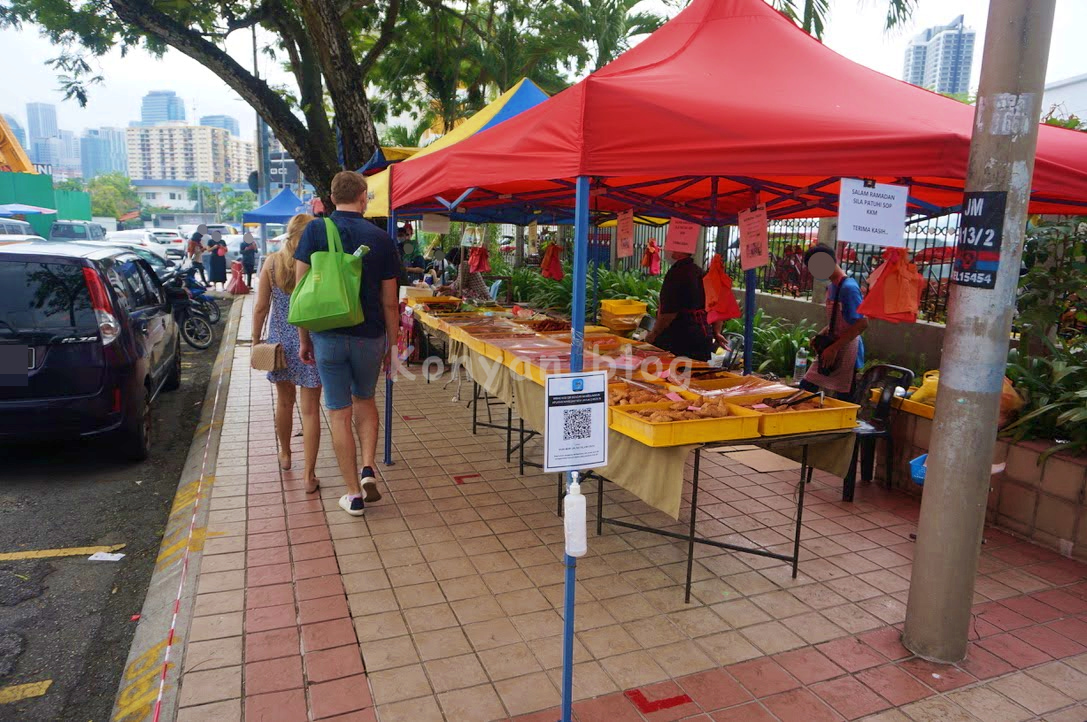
[0,544,125,562]
[0,680,52,704]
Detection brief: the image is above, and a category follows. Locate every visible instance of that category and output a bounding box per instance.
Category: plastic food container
[910,454,927,485]
[610,402,761,447]
[726,392,859,436]
[600,299,648,315]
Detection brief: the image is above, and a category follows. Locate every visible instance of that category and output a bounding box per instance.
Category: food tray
[610,402,761,447]
[868,387,936,420]
[600,299,648,315]
[727,392,859,436]
[407,295,461,307]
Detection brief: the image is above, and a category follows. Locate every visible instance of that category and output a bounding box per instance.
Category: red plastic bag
[857,248,923,323]
[226,260,249,294]
[541,243,564,280]
[468,245,491,273]
[641,239,661,276]
[703,254,740,322]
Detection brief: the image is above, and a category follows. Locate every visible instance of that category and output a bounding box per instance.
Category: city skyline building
[200,114,240,137]
[2,114,26,151]
[902,15,975,96]
[126,123,254,184]
[81,127,128,179]
[25,101,57,142]
[140,90,186,126]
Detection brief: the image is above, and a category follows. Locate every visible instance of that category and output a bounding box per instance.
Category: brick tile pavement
[172,295,1087,721]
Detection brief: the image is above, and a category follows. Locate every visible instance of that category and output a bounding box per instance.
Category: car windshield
[0,260,97,334]
[51,224,88,239]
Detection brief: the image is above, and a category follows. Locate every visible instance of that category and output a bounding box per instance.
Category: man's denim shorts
[310,332,386,410]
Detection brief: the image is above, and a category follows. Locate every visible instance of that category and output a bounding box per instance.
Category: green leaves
[1005,337,1087,459]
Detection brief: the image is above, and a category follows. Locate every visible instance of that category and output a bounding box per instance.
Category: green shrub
[1005,337,1087,459]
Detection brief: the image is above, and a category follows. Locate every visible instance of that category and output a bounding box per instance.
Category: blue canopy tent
[0,203,56,217]
[243,188,308,254]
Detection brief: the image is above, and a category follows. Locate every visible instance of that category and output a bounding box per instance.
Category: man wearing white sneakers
[295,171,400,515]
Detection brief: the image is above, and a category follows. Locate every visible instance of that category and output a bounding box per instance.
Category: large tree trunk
[296,0,382,171]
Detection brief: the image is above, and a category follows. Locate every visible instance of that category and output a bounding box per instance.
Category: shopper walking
[207,230,228,290]
[253,213,322,493]
[294,171,399,516]
[240,232,259,287]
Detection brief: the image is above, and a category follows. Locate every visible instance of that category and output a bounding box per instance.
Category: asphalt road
[0,318,226,722]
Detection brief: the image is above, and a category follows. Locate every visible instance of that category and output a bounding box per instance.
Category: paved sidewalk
[172,294,1087,721]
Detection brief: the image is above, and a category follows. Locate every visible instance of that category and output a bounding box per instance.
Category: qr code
[562,408,592,441]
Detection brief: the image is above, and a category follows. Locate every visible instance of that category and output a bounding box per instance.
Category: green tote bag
[288,218,364,332]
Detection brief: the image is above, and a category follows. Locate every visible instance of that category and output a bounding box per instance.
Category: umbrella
[0,203,57,217]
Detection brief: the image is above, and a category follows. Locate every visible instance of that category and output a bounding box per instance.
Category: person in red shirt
[187,224,208,284]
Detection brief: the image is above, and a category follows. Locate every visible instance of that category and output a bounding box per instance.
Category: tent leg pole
[560,175,590,722]
[384,210,397,466]
[591,259,599,324]
[743,269,756,375]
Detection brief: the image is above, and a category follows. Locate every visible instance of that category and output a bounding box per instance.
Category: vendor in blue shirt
[799,244,868,399]
[397,226,426,284]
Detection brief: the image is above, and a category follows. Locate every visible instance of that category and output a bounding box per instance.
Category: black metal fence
[496,215,961,324]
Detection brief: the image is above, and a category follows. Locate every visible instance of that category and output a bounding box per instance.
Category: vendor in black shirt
[644,251,714,361]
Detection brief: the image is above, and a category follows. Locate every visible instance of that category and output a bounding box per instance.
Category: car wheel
[122,386,152,461]
[163,334,182,391]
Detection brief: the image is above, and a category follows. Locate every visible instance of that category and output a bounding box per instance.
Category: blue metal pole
[561,175,590,722]
[743,268,756,375]
[384,203,396,466]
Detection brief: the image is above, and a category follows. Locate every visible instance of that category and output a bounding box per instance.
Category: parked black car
[0,242,183,460]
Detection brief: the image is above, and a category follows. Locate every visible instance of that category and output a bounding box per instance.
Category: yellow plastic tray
[869,388,936,419]
[610,402,762,447]
[727,392,859,436]
[600,299,648,315]
[406,295,461,307]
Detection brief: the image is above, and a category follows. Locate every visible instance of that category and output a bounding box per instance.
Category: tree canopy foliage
[86,172,139,218]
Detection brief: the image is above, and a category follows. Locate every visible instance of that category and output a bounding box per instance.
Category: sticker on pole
[616,209,635,259]
[951,191,1006,290]
[738,204,769,270]
[544,371,608,473]
[837,178,908,248]
[665,218,700,254]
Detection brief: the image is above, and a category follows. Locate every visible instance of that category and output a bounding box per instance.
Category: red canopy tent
[392,0,1087,222]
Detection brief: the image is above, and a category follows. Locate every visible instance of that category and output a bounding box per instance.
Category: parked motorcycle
[166,276,214,350]
[183,267,222,324]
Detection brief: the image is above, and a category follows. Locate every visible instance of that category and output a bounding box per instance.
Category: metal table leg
[792,445,809,579]
[684,449,702,604]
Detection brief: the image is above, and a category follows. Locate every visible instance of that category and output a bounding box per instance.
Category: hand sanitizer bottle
[564,473,587,558]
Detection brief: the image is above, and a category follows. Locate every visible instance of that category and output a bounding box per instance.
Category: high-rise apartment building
[25,102,58,142]
[31,137,62,169]
[902,15,975,96]
[200,114,240,137]
[141,91,187,126]
[2,114,27,150]
[126,123,253,183]
[81,127,128,179]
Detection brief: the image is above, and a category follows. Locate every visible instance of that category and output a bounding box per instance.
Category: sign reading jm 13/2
[951,191,1006,290]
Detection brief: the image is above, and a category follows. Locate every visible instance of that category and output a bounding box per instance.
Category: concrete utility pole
[903,0,1055,663]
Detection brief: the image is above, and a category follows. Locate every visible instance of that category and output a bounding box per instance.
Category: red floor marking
[624,689,693,714]
[452,473,481,485]
[402,415,425,420]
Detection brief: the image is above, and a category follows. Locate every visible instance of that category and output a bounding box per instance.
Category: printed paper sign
[837,178,908,248]
[544,371,609,473]
[421,214,450,234]
[616,209,635,259]
[461,226,483,247]
[951,190,1006,289]
[665,218,700,254]
[738,204,770,270]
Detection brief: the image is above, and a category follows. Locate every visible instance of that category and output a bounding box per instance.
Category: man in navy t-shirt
[293,171,399,516]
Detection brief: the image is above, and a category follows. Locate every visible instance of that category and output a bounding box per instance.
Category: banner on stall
[738,204,769,270]
[421,214,451,234]
[665,218,700,254]
[461,226,483,247]
[616,210,635,259]
[837,178,908,248]
[544,371,609,473]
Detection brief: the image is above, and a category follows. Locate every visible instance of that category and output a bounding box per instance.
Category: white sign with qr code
[544,371,609,473]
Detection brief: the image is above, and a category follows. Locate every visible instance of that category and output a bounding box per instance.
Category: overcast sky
[1,0,1084,140]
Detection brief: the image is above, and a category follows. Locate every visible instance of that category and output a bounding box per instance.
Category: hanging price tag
[665,218,700,254]
[738,204,769,270]
[616,209,634,259]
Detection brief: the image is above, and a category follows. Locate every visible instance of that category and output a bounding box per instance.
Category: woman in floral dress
[252,213,322,492]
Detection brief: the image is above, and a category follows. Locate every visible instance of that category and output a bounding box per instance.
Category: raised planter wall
[880,412,1087,559]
